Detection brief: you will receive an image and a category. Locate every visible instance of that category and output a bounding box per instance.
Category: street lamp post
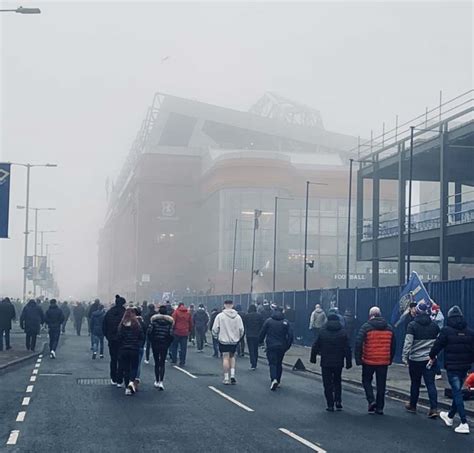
[406,126,415,283]
[231,219,238,296]
[0,6,41,14]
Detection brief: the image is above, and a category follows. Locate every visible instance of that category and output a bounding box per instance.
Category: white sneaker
[116,383,124,388]
[50,352,54,359]
[154,381,160,388]
[223,378,230,385]
[51,350,56,359]
[125,388,132,396]
[128,382,136,394]
[158,382,164,391]
[435,374,442,380]
[110,380,117,386]
[440,411,454,427]
[270,379,278,391]
[144,360,149,365]
[454,423,470,434]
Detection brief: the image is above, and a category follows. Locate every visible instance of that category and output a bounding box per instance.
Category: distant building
[98,92,397,302]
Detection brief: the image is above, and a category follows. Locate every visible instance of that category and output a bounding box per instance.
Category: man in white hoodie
[212,300,245,385]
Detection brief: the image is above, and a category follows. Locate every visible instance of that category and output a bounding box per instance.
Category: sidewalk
[0,328,46,370]
[268,345,474,416]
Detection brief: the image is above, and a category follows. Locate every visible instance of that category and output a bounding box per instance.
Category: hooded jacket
[148,314,174,349]
[45,304,65,329]
[102,303,126,342]
[243,310,264,338]
[212,308,244,345]
[429,307,474,371]
[172,305,193,337]
[193,309,209,331]
[402,313,440,362]
[259,311,294,351]
[0,298,16,330]
[311,315,352,368]
[90,308,105,337]
[309,308,327,329]
[20,300,44,334]
[355,316,396,366]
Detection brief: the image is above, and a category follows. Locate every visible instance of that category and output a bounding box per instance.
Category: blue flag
[391,271,431,325]
[0,163,11,238]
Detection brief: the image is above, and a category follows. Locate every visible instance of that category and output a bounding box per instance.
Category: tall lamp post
[10,162,58,301]
[304,181,327,291]
[406,126,415,283]
[273,196,293,294]
[231,219,238,296]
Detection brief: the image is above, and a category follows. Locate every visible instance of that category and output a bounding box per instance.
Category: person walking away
[235,305,246,357]
[0,297,16,351]
[209,307,221,358]
[73,302,85,336]
[260,302,272,322]
[309,304,327,342]
[188,304,196,346]
[20,299,44,352]
[310,313,352,411]
[355,306,396,415]
[259,306,294,391]
[243,304,264,370]
[402,302,440,418]
[102,295,126,386]
[60,301,71,334]
[193,304,209,353]
[148,305,174,390]
[87,299,101,346]
[430,303,445,380]
[44,299,65,359]
[170,303,193,366]
[90,304,106,359]
[131,306,146,389]
[429,305,474,434]
[117,308,144,395]
[143,303,156,364]
[212,300,244,384]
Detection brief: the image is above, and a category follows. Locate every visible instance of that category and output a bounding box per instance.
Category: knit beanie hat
[447,305,463,318]
[115,295,126,307]
[416,302,428,315]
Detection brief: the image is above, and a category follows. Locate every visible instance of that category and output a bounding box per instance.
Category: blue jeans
[408,360,438,409]
[91,335,104,355]
[170,335,188,365]
[447,370,468,424]
[266,347,285,383]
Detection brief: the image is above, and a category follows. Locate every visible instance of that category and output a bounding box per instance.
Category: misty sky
[1,1,472,299]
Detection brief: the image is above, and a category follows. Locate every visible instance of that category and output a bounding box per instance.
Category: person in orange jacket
[170,303,193,366]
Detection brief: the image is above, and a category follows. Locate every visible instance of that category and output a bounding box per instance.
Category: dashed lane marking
[279,428,326,452]
[39,354,43,358]
[32,369,38,375]
[173,366,197,379]
[30,376,36,382]
[26,385,34,393]
[36,358,42,363]
[21,397,30,406]
[16,412,26,422]
[208,386,255,412]
[34,363,40,368]
[6,430,19,446]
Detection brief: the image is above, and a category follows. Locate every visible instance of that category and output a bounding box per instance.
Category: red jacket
[355,317,396,366]
[172,306,193,337]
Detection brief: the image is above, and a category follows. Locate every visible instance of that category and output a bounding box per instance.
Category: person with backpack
[259,306,294,391]
[148,305,174,390]
[90,304,106,359]
[311,312,352,411]
[117,307,145,395]
[44,299,65,359]
[102,295,126,386]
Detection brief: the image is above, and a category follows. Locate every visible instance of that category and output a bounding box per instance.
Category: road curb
[0,342,47,371]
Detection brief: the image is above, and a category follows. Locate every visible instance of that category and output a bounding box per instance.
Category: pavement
[1,330,472,452]
[278,345,474,416]
[0,327,46,370]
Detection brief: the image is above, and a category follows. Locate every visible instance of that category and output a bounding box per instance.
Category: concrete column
[397,142,406,285]
[439,124,449,280]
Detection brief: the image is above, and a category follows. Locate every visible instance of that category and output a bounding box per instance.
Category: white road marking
[22,397,30,406]
[30,376,36,382]
[32,369,38,375]
[26,385,34,393]
[36,358,42,363]
[39,354,43,358]
[208,386,255,412]
[279,428,326,452]
[6,430,19,445]
[16,411,26,422]
[173,365,197,379]
[34,363,40,368]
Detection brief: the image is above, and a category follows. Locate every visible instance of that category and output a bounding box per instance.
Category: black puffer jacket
[258,311,293,351]
[243,312,264,338]
[310,316,352,368]
[0,299,16,330]
[147,314,174,349]
[102,305,126,342]
[20,300,44,334]
[117,323,145,352]
[430,314,474,372]
[193,309,209,331]
[45,305,65,329]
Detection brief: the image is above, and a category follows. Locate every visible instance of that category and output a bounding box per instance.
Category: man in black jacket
[73,302,86,336]
[103,295,126,385]
[44,299,65,359]
[0,297,16,351]
[311,313,352,411]
[429,305,474,434]
[60,301,71,334]
[20,299,44,351]
[259,307,294,391]
[243,304,264,370]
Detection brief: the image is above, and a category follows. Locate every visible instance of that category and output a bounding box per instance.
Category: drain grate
[77,378,111,385]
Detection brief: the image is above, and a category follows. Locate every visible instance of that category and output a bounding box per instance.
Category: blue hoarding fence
[183,277,474,363]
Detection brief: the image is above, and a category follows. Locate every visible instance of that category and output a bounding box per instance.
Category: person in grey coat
[309,304,327,341]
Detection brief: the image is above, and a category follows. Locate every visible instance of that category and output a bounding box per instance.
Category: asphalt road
[1,333,472,453]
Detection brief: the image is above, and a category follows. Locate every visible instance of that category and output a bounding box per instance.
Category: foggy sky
[1,1,472,299]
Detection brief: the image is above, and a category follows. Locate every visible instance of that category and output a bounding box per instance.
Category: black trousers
[321,366,343,407]
[0,328,11,350]
[145,338,152,361]
[26,332,37,351]
[266,347,285,382]
[362,365,388,411]
[74,317,83,336]
[49,327,61,352]
[118,349,139,385]
[247,337,259,368]
[152,347,168,381]
[195,329,206,351]
[108,340,120,383]
[61,318,68,333]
